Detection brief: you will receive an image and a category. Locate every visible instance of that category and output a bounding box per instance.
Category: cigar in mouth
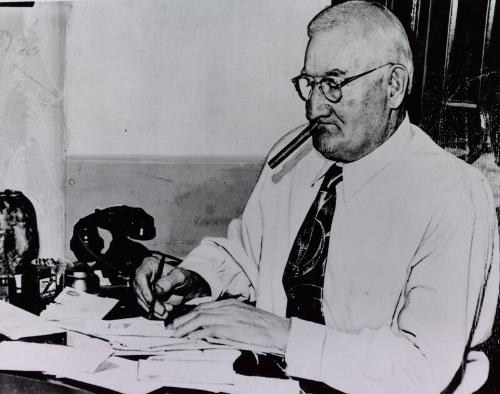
[268,122,318,169]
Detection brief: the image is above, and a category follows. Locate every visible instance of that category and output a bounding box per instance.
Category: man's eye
[323,79,340,89]
[303,78,314,87]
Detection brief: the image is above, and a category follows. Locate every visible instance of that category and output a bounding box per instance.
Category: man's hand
[168,299,291,352]
[133,256,210,319]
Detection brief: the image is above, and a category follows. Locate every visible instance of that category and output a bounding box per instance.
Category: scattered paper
[206,336,284,355]
[0,341,112,374]
[60,356,163,394]
[40,287,119,335]
[104,334,231,353]
[138,351,300,394]
[138,358,237,384]
[85,317,173,337]
[229,375,300,394]
[24,287,294,393]
[151,348,241,362]
[41,287,119,324]
[66,330,113,351]
[0,300,65,340]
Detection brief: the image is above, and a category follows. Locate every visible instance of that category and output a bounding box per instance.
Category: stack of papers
[138,349,300,394]
[0,341,112,375]
[59,356,163,394]
[139,358,238,384]
[0,300,65,340]
[0,287,300,393]
[41,287,119,331]
[85,317,171,337]
[76,317,234,355]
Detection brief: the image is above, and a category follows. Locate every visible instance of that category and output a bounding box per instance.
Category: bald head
[308,1,413,93]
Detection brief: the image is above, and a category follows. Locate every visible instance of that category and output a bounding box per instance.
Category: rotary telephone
[69,205,180,285]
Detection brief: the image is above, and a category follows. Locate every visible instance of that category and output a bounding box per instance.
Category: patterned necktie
[282,164,343,324]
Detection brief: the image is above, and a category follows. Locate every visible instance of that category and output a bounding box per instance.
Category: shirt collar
[311,114,413,202]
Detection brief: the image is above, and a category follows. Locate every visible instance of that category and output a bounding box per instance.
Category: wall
[65,156,262,259]
[64,0,330,157]
[0,3,67,258]
[64,1,330,259]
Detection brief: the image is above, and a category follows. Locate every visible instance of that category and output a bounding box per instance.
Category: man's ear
[386,65,408,109]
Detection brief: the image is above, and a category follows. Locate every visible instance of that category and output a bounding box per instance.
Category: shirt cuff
[285,317,327,381]
[179,258,223,300]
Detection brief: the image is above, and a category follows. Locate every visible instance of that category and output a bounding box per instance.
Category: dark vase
[0,189,39,275]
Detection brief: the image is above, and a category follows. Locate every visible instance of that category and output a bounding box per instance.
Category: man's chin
[311,126,345,159]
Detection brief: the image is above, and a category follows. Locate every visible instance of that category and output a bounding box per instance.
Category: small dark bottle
[0,275,16,303]
[22,263,57,315]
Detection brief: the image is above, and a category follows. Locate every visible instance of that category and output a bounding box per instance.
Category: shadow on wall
[65,155,263,261]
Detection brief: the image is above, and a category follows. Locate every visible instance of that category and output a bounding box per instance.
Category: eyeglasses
[292,63,394,103]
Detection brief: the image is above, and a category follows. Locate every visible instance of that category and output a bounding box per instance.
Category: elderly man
[134,2,499,393]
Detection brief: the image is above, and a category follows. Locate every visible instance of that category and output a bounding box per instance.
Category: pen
[148,254,167,320]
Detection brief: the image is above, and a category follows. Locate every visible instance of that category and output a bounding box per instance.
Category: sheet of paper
[41,287,119,323]
[228,375,300,394]
[104,334,197,350]
[136,374,300,394]
[110,340,235,356]
[138,358,237,384]
[60,356,163,394]
[66,330,114,351]
[85,317,173,337]
[103,334,232,352]
[0,300,65,340]
[140,381,235,393]
[205,336,284,355]
[138,356,300,393]
[149,348,241,362]
[0,341,112,374]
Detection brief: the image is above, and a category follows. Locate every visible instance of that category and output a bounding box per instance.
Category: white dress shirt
[180,116,499,393]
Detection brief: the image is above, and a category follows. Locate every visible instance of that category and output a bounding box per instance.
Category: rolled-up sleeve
[180,164,272,301]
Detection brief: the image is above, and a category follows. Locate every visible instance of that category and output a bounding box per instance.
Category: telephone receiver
[69,205,180,285]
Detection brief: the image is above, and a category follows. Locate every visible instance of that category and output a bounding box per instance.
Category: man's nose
[306,86,333,122]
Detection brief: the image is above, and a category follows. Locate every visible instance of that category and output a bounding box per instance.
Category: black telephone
[70,205,161,284]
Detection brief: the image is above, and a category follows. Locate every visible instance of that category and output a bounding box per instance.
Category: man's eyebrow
[324,68,347,77]
[300,68,347,77]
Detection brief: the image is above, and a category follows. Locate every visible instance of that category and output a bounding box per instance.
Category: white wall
[0,3,67,258]
[65,0,330,157]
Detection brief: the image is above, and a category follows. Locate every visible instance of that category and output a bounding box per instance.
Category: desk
[0,371,222,394]
[1,287,344,394]
[0,368,344,394]
[0,371,94,394]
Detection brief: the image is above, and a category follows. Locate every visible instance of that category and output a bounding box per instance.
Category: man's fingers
[153,302,171,319]
[169,307,199,329]
[164,294,184,306]
[155,268,186,296]
[134,272,152,304]
[137,293,176,319]
[134,256,162,304]
[195,299,240,310]
[186,325,229,341]
[170,300,243,330]
[185,328,211,341]
[133,257,193,322]
[172,310,223,338]
[136,294,150,313]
